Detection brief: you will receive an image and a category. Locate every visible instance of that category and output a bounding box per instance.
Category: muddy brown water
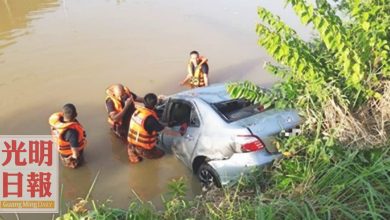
[0,0,310,219]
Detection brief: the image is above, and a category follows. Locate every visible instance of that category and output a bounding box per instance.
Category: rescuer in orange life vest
[127,93,185,163]
[105,84,144,140]
[180,50,209,88]
[49,104,87,169]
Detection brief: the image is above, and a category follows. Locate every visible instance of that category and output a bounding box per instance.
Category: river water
[0,0,310,219]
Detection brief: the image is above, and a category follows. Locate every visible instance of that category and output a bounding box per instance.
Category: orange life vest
[49,112,87,156]
[128,107,159,150]
[105,85,132,126]
[189,58,207,88]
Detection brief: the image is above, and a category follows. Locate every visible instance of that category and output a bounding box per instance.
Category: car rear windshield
[212,99,265,122]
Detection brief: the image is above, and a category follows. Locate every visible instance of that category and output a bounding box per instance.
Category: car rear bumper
[208,150,281,185]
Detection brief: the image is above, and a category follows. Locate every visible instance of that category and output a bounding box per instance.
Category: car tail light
[257,105,265,112]
[237,135,265,152]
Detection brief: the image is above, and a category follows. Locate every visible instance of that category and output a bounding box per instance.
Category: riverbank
[57,142,390,219]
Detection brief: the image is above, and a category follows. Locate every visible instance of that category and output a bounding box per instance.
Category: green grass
[57,144,390,220]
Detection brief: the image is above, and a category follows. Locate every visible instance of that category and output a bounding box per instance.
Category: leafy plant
[227,0,390,148]
[162,177,191,220]
[227,1,390,219]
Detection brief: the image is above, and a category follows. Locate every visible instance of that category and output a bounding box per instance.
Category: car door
[161,99,202,168]
[156,98,170,148]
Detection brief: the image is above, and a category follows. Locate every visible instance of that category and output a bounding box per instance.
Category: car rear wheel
[197,162,222,191]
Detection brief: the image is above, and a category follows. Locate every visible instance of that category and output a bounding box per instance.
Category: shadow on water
[109,132,130,165]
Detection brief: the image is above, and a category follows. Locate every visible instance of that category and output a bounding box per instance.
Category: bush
[227,0,390,149]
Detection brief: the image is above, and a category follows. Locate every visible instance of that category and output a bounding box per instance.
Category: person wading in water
[180,50,209,88]
[49,104,87,168]
[105,84,144,140]
[127,93,185,163]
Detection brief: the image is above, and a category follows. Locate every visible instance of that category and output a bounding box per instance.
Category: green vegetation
[59,0,390,219]
[228,0,390,148]
[58,149,390,219]
[225,0,390,218]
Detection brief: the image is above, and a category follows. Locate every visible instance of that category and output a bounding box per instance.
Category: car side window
[190,108,200,127]
[168,101,200,127]
[169,102,191,126]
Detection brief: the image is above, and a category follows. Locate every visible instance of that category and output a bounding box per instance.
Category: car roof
[173,84,231,103]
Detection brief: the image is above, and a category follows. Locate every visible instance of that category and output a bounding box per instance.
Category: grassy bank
[58,143,390,220]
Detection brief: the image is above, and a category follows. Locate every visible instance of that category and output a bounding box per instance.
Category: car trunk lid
[231,109,301,153]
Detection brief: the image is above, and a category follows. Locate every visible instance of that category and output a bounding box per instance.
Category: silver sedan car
[156,84,301,189]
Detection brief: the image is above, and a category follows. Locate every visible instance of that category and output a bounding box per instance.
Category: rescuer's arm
[162,127,182,136]
[180,63,194,86]
[63,129,80,159]
[70,148,78,159]
[199,56,208,66]
[145,116,182,137]
[108,96,134,122]
[203,73,209,86]
[132,93,144,103]
[180,73,193,86]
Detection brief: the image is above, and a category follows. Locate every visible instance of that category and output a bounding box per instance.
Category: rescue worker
[105,84,144,140]
[127,93,184,163]
[180,50,209,88]
[49,104,86,169]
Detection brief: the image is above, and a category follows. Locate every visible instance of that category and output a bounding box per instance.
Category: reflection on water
[110,132,130,164]
[60,161,93,200]
[0,0,59,53]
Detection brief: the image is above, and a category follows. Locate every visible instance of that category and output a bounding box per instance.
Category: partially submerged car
[156,84,301,189]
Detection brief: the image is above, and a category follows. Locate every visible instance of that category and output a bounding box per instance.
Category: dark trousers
[112,123,129,140]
